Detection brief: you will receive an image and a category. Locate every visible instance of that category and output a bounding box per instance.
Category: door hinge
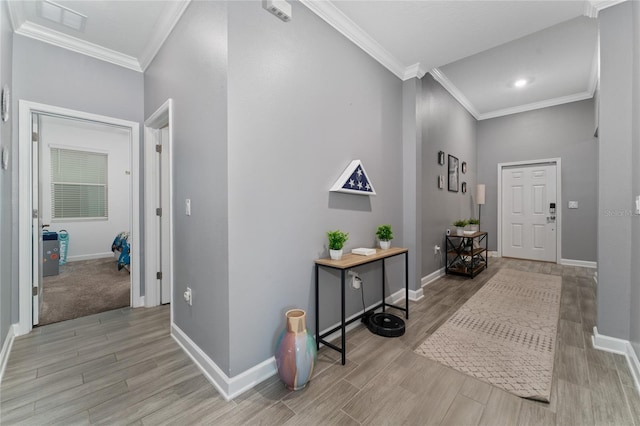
[155,144,162,153]
[32,209,38,219]
[156,272,163,280]
[32,132,39,143]
[156,208,162,216]
[32,287,38,296]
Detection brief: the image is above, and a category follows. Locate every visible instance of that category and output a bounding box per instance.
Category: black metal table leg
[341,269,346,365]
[315,264,319,351]
[405,252,409,319]
[382,259,386,312]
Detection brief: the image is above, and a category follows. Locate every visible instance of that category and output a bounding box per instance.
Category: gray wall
[144,1,231,374]
[631,0,640,359]
[227,1,403,376]
[11,36,145,324]
[598,2,634,340]
[477,99,597,261]
[421,74,477,277]
[0,0,13,346]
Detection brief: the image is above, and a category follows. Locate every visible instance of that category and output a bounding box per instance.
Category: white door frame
[144,99,174,311]
[17,101,141,336]
[497,158,562,262]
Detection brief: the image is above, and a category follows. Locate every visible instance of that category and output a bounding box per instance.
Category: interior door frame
[144,99,174,312]
[17,100,141,336]
[497,158,562,263]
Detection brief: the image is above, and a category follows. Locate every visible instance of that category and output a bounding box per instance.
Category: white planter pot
[469,225,478,232]
[329,249,343,260]
[379,240,391,250]
[456,227,465,236]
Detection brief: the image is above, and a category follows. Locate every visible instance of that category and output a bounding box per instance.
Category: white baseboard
[133,296,145,308]
[0,324,16,384]
[171,323,276,401]
[488,251,499,258]
[67,252,115,262]
[421,267,445,287]
[560,259,598,269]
[592,327,640,393]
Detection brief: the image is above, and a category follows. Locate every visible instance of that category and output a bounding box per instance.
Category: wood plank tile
[517,399,556,426]
[555,379,594,426]
[557,343,590,387]
[460,376,494,405]
[622,384,640,426]
[558,319,585,349]
[478,387,522,426]
[440,394,484,426]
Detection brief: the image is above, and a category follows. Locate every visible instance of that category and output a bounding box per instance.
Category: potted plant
[468,218,479,232]
[327,230,349,260]
[453,219,467,236]
[376,224,394,250]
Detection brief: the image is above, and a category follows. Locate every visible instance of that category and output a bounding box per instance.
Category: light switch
[635,195,640,215]
[568,201,578,209]
[185,199,191,216]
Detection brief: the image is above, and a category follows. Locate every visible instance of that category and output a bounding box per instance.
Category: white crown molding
[6,0,24,32]
[139,0,191,71]
[478,90,594,120]
[404,63,427,80]
[15,21,142,72]
[300,0,407,80]
[429,68,480,119]
[584,0,628,18]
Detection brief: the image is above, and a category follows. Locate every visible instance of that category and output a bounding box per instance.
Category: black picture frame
[438,151,445,166]
[462,182,467,193]
[448,155,459,192]
[461,161,467,174]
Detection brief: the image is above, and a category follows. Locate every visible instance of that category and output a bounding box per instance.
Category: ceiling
[6,0,627,119]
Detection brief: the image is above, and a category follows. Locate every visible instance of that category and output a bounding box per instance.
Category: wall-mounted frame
[438,175,444,189]
[438,151,445,166]
[448,154,459,192]
[462,182,467,193]
[462,161,467,174]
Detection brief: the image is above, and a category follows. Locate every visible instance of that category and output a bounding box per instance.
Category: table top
[315,247,408,269]
[447,231,487,238]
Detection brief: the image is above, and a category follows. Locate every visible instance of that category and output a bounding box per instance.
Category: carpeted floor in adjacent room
[39,257,130,325]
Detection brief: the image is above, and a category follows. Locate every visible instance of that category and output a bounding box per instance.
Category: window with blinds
[51,148,108,219]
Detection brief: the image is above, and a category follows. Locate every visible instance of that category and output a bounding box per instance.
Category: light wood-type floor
[1,258,639,425]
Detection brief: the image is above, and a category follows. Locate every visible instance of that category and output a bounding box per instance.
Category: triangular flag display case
[330,160,376,196]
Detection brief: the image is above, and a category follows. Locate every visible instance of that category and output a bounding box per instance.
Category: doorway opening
[144,99,174,311]
[17,101,141,335]
[497,158,562,263]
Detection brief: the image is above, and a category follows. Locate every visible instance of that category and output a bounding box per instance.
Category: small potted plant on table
[376,224,394,250]
[453,220,468,236]
[327,230,349,260]
[468,218,479,232]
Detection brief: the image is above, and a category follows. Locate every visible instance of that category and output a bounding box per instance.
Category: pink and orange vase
[275,309,317,390]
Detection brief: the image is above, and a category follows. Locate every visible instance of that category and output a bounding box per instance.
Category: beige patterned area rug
[415,268,561,402]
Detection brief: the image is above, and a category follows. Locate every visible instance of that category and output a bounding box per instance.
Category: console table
[314,247,409,365]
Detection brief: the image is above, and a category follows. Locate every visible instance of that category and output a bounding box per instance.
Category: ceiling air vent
[263,0,292,22]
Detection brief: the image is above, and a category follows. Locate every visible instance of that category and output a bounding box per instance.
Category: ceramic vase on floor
[275,309,317,390]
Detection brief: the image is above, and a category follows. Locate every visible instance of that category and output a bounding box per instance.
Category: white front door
[501,163,557,262]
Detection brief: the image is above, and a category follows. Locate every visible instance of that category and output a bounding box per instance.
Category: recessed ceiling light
[39,0,87,32]
[513,78,529,88]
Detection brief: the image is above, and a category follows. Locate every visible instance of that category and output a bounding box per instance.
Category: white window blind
[51,148,108,219]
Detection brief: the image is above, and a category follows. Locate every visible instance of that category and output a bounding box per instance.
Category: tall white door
[159,126,171,305]
[501,164,557,262]
[31,113,42,325]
